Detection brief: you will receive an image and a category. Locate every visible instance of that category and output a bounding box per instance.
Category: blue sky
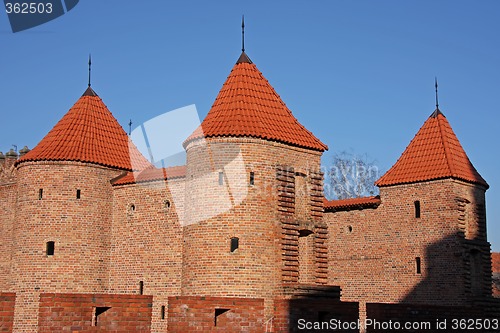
[1,1,499,251]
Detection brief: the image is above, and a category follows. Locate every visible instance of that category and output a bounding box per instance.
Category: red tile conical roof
[184,52,328,151]
[376,109,488,188]
[16,87,151,171]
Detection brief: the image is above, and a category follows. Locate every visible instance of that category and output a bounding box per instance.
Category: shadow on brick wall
[366,232,499,333]
[273,285,359,333]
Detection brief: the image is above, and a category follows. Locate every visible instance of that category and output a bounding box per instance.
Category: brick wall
[493,252,500,297]
[0,182,16,290]
[167,296,264,332]
[110,177,184,333]
[38,293,152,332]
[182,137,323,312]
[325,179,491,309]
[0,293,15,332]
[12,161,122,331]
[276,166,327,286]
[0,155,17,183]
[0,156,17,291]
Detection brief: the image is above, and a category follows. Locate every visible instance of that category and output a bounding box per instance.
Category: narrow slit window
[139,281,144,295]
[76,189,81,199]
[415,257,421,274]
[414,200,421,218]
[218,172,224,185]
[38,188,43,200]
[164,200,171,210]
[46,241,55,256]
[230,237,239,253]
[249,172,255,186]
[161,305,165,320]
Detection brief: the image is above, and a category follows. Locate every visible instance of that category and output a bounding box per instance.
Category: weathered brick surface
[11,161,122,332]
[492,252,500,298]
[109,178,184,333]
[0,293,15,333]
[492,253,500,272]
[0,156,17,291]
[38,293,152,332]
[0,183,16,291]
[167,296,264,332]
[182,137,324,309]
[325,179,491,309]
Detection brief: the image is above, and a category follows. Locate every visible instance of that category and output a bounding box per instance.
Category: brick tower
[375,108,491,305]
[11,86,150,332]
[181,51,329,314]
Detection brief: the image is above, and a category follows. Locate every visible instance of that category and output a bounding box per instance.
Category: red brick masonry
[493,252,500,297]
[167,296,264,332]
[0,293,15,333]
[38,293,153,333]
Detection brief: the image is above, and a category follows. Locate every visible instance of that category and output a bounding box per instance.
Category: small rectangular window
[161,305,165,320]
[230,237,239,253]
[38,189,43,200]
[249,172,255,186]
[76,189,81,199]
[139,281,144,295]
[218,172,224,185]
[414,200,421,218]
[415,257,421,274]
[46,241,55,256]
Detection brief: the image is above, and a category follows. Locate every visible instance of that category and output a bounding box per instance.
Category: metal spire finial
[128,119,132,136]
[241,15,245,52]
[88,54,92,87]
[435,77,439,110]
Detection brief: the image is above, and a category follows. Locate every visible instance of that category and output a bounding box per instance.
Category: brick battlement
[0,147,31,184]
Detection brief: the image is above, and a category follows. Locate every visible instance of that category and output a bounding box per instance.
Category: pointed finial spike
[128,119,132,136]
[88,54,92,87]
[241,15,245,52]
[435,77,439,110]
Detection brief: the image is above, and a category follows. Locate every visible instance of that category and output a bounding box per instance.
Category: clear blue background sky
[1,1,499,251]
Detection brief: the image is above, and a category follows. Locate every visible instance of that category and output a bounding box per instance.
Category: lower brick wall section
[167,296,265,332]
[0,293,15,333]
[366,302,499,332]
[38,293,153,333]
[273,299,359,333]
